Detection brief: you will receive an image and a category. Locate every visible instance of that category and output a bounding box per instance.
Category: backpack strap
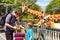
[8,13,13,24]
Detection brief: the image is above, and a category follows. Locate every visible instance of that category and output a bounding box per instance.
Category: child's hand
[30,36,32,40]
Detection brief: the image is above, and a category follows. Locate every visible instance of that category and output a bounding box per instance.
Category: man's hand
[13,25,24,32]
[13,26,16,30]
[19,25,24,29]
[16,28,21,31]
[13,26,21,31]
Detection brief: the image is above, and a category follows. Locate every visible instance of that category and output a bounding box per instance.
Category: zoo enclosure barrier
[33,27,60,40]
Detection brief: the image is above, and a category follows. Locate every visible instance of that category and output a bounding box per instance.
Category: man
[4,9,21,40]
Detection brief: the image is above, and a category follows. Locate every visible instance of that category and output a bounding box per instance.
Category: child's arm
[30,36,32,40]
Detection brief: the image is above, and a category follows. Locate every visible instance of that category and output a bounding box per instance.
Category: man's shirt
[4,13,17,32]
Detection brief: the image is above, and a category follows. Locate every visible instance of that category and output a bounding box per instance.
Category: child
[26,22,34,40]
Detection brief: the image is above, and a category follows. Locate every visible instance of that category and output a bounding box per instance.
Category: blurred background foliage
[0,0,42,23]
[0,0,60,23]
[46,0,60,14]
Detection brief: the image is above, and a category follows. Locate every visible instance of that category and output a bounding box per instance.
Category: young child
[26,22,34,40]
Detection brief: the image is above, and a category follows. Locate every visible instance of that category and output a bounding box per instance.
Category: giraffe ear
[21,3,28,13]
[22,3,26,12]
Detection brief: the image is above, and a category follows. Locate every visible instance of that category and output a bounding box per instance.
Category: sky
[36,0,52,11]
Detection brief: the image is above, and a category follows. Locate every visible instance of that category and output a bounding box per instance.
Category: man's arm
[5,23,16,29]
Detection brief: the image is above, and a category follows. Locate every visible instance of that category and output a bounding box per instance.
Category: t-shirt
[26,28,34,40]
[4,13,17,32]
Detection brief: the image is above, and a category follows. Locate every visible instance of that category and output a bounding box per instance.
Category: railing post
[50,31,52,40]
[55,31,57,40]
[52,32,55,40]
[49,31,50,40]
[57,32,59,40]
[46,30,47,40]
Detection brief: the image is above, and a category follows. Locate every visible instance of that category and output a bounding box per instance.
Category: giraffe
[22,3,60,28]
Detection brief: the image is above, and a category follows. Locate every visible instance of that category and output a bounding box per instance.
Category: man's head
[13,9,22,17]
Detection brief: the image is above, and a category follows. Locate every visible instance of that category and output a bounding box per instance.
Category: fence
[45,29,60,40]
[33,27,60,40]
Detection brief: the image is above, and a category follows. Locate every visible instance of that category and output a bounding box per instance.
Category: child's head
[27,22,33,28]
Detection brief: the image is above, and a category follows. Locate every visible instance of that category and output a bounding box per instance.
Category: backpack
[0,13,9,26]
[0,13,13,26]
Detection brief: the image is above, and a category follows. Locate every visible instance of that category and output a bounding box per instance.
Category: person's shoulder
[7,13,13,17]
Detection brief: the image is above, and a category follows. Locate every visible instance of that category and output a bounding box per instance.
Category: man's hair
[14,9,22,16]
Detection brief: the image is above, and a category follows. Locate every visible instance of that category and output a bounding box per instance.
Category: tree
[46,0,60,14]
[2,0,14,4]
[0,0,2,3]
[1,0,42,11]
[0,0,42,23]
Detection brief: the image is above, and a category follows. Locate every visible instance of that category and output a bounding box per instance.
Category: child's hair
[27,22,33,28]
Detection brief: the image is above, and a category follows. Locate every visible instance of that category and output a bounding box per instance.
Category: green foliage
[0,0,2,3]
[2,0,14,4]
[0,0,42,23]
[29,3,42,11]
[46,0,60,14]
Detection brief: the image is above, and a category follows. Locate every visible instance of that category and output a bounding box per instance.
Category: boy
[26,22,34,40]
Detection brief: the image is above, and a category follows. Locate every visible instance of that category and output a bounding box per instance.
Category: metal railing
[45,29,60,40]
[33,27,60,40]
